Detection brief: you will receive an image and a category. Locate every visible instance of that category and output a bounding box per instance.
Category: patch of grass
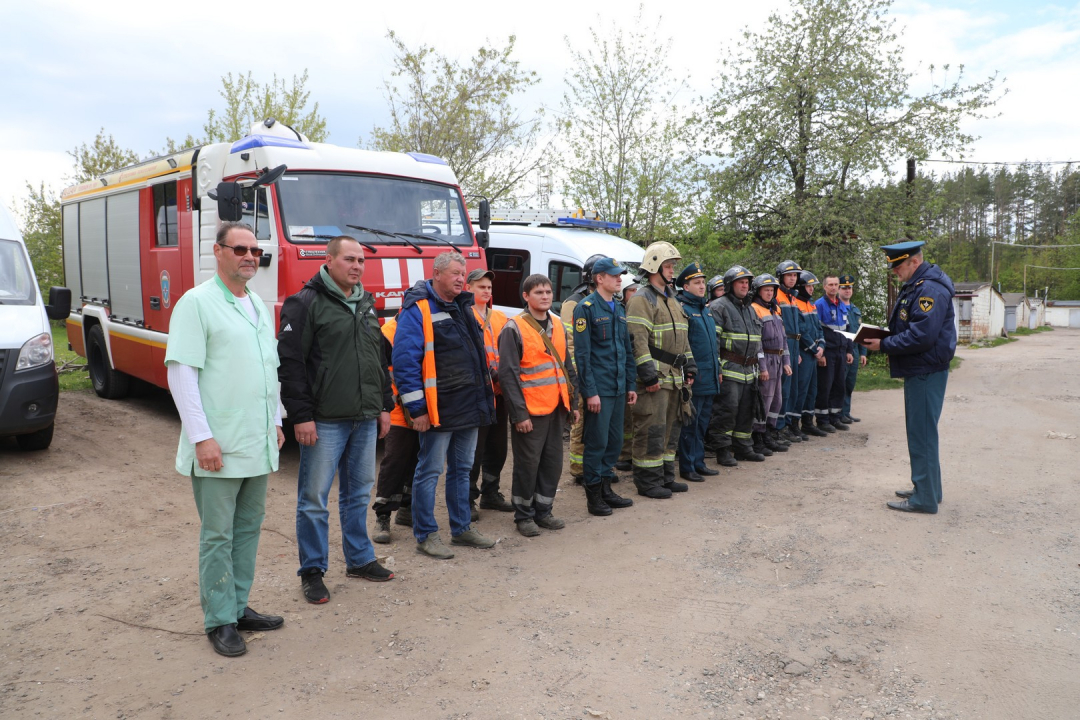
[52,322,92,392]
[968,336,1016,349]
[854,353,902,391]
[950,357,963,371]
[1010,326,1053,336]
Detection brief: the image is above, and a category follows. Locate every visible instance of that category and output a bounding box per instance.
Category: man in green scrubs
[165,221,286,657]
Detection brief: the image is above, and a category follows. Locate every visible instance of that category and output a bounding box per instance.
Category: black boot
[717,448,738,467]
[752,431,773,457]
[764,429,789,452]
[601,476,633,508]
[770,426,790,447]
[802,420,827,437]
[584,483,612,516]
[781,426,802,443]
[734,445,765,462]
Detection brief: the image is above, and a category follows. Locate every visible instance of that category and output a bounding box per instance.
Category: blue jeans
[678,391,714,473]
[904,370,948,513]
[296,419,377,575]
[413,427,477,542]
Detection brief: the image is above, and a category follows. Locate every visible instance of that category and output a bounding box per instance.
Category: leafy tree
[70,129,141,182]
[705,0,1000,250]
[163,70,328,152]
[560,8,691,244]
[368,32,546,203]
[15,183,63,298]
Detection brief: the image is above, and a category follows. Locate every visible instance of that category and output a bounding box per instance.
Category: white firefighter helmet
[639,242,682,274]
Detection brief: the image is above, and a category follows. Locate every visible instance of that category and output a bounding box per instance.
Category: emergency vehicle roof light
[230,134,309,154]
[555,216,622,230]
[406,152,449,166]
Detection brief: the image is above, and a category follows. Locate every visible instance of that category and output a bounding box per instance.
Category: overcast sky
[1,0,1077,214]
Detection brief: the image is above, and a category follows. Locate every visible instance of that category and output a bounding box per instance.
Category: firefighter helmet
[775,259,802,277]
[639,242,682,274]
[706,274,725,298]
[581,254,606,284]
[723,265,754,293]
[752,273,780,296]
[796,270,818,300]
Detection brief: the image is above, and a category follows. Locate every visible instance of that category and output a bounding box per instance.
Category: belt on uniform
[649,345,689,369]
[719,349,759,367]
[785,332,801,340]
[763,348,784,355]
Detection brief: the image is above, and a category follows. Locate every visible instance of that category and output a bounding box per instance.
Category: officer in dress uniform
[861,241,956,514]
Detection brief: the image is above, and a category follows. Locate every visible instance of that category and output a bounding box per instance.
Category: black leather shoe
[236,607,284,632]
[680,470,705,482]
[695,465,720,476]
[847,415,861,423]
[614,460,632,472]
[803,424,827,437]
[663,481,689,493]
[895,488,914,498]
[832,421,849,431]
[838,414,854,424]
[818,422,836,433]
[886,500,936,514]
[208,624,246,656]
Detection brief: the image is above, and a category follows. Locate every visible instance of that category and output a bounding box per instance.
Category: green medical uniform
[165,275,280,631]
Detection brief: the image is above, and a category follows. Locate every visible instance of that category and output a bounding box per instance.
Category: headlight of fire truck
[16,332,54,372]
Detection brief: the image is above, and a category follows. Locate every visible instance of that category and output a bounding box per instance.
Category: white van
[0,202,71,450]
[478,209,644,316]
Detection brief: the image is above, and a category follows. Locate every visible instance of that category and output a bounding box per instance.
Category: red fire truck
[60,119,490,398]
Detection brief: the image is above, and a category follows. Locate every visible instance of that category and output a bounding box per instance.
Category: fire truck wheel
[16,423,54,451]
[87,325,130,400]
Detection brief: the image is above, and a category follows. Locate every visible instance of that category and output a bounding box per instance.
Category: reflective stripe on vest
[508,313,570,416]
[381,318,408,428]
[474,305,507,396]
[415,300,442,427]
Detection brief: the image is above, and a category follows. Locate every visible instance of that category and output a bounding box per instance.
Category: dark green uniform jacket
[573,294,636,397]
[278,270,393,423]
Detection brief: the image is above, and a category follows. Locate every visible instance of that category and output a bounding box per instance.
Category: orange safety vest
[507,312,570,416]
[473,305,507,396]
[381,318,409,428]
[751,302,777,321]
[413,299,441,427]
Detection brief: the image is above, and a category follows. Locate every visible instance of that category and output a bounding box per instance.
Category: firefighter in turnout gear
[774,260,804,443]
[626,242,697,498]
[560,254,606,483]
[706,266,765,466]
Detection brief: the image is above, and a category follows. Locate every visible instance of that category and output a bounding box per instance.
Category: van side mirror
[475,230,489,249]
[478,199,491,230]
[46,287,72,321]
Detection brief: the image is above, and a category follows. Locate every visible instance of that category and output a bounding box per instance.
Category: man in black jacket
[278,236,395,604]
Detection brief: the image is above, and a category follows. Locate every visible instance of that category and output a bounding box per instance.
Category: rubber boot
[734,444,765,462]
[717,447,738,467]
[601,476,633,508]
[765,428,789,452]
[584,483,613,516]
[752,431,773,457]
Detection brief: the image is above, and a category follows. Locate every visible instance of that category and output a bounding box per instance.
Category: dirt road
[1,330,1078,720]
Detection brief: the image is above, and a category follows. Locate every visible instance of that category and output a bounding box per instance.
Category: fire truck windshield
[0,239,37,305]
[277,172,473,247]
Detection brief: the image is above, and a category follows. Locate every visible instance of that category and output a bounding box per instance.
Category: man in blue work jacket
[861,240,956,515]
[573,258,638,516]
[838,274,866,423]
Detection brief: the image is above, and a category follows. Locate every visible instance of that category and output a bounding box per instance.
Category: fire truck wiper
[394,231,457,250]
[292,233,378,254]
[347,225,423,255]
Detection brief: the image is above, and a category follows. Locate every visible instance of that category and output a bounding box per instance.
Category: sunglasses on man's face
[219,242,264,258]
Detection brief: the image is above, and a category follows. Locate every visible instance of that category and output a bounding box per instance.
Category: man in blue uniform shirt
[861,240,956,514]
[838,274,866,423]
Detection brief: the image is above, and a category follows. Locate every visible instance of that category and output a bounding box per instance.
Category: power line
[991,241,1080,249]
